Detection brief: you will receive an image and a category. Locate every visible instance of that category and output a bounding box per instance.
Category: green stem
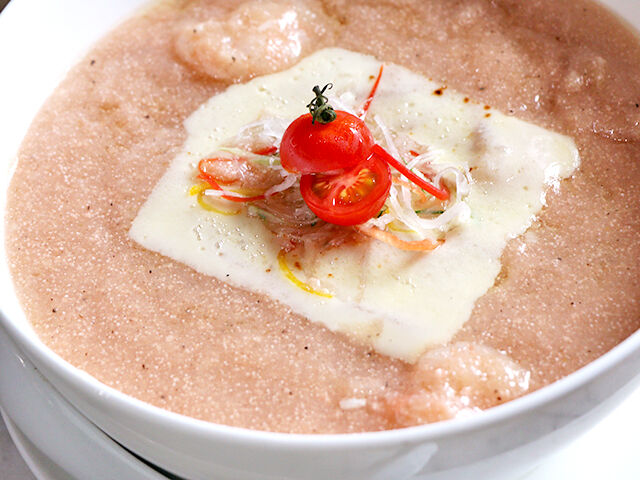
[307,84,337,124]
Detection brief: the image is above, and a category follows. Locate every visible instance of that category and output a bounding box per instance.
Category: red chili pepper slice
[371,144,450,201]
[359,65,384,119]
[253,145,278,156]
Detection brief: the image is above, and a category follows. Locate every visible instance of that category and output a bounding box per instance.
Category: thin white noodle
[371,115,473,235]
[373,115,433,185]
[406,151,436,170]
[373,115,401,160]
[388,185,471,234]
[387,185,426,235]
[203,189,249,199]
[433,166,471,197]
[329,92,357,115]
[216,147,282,169]
[220,113,473,234]
[430,201,471,227]
[364,213,394,229]
[236,118,290,146]
[264,173,297,197]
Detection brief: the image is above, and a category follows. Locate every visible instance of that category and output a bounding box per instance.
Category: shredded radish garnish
[373,116,446,195]
[197,92,474,246]
[264,173,297,197]
[365,213,394,230]
[203,189,253,199]
[330,92,358,115]
[373,115,401,160]
[433,166,472,197]
[406,150,438,171]
[217,147,282,168]
[387,185,471,236]
[387,185,426,235]
[357,225,441,252]
[367,114,473,236]
[429,200,470,227]
[235,118,290,147]
[392,178,431,203]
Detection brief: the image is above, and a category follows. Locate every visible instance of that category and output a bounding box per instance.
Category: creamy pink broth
[5,0,640,433]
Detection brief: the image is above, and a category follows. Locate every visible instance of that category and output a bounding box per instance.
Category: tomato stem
[371,144,450,201]
[307,84,337,124]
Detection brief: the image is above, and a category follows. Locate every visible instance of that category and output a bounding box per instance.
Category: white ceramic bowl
[1,1,639,479]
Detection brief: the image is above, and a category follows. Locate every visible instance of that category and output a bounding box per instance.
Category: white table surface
[1,384,639,480]
[1,416,36,480]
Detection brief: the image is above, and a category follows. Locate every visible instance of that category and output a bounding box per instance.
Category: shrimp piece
[175,0,337,82]
[377,342,531,427]
[198,154,282,192]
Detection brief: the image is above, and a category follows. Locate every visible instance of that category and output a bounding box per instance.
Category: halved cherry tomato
[300,153,391,226]
[280,111,375,174]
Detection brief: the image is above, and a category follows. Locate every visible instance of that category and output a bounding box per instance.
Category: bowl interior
[0,0,639,444]
[0,0,149,336]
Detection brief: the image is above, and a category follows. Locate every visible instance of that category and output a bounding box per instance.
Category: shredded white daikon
[235,117,291,147]
[329,92,358,115]
[216,146,282,168]
[203,189,248,199]
[433,165,472,198]
[369,114,472,237]
[373,114,401,160]
[373,115,437,187]
[407,150,438,170]
[264,173,298,197]
[214,111,472,238]
[365,213,394,229]
[387,185,470,235]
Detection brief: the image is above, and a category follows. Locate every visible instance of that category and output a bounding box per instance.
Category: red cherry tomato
[280,111,375,174]
[300,153,391,226]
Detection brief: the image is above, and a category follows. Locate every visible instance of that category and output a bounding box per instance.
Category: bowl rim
[2,308,639,448]
[1,0,640,451]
